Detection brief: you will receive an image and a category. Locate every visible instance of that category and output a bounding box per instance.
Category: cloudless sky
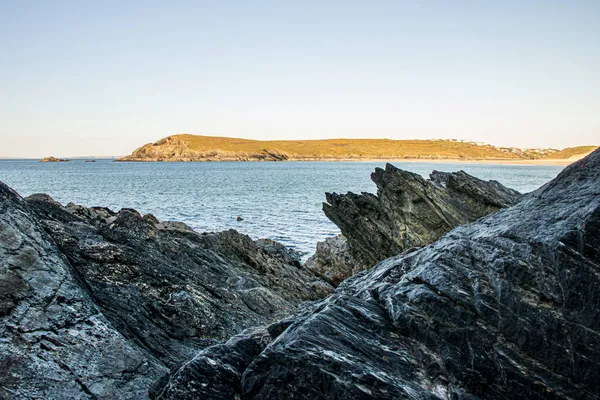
[1,0,598,157]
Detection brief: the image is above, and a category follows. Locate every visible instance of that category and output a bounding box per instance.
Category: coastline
[116,157,582,166]
[353,157,582,166]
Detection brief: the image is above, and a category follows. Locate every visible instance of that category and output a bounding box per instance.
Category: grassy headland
[117,134,598,163]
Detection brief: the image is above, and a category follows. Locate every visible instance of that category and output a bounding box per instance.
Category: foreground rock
[0,184,331,398]
[319,166,521,281]
[24,196,332,367]
[154,149,600,399]
[0,183,166,399]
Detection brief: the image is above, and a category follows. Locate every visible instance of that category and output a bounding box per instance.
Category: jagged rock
[322,166,521,277]
[304,235,362,286]
[24,195,332,368]
[0,182,166,399]
[155,149,600,399]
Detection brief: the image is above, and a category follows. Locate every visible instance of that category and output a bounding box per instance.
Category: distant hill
[117,134,598,162]
[539,146,599,160]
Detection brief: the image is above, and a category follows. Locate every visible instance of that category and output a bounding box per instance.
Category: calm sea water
[0,159,564,258]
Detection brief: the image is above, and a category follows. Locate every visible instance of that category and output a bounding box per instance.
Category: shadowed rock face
[0,183,166,399]
[319,166,521,278]
[24,196,332,368]
[154,149,600,399]
[0,183,332,398]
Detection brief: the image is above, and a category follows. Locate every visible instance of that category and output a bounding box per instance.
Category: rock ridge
[311,165,521,284]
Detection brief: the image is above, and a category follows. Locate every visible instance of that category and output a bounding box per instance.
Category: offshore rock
[0,182,166,399]
[155,149,600,399]
[24,196,332,368]
[40,156,70,162]
[322,165,521,277]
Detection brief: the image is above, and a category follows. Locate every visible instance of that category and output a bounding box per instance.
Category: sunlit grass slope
[118,134,598,162]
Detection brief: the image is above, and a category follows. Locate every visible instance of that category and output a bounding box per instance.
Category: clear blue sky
[1,1,598,157]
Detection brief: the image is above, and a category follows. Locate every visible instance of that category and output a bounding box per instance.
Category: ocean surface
[0,159,565,259]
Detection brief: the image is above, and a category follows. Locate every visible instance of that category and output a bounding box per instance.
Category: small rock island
[40,156,70,162]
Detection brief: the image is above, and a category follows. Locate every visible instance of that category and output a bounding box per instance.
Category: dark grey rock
[321,165,521,279]
[24,195,332,368]
[0,182,166,399]
[150,318,293,400]
[155,149,600,399]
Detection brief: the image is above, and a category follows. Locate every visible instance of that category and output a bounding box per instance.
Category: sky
[1,1,598,157]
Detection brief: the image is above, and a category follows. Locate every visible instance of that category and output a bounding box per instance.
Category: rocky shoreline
[1,148,599,399]
[0,188,331,398]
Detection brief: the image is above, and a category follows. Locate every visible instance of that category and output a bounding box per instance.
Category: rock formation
[118,137,290,162]
[153,148,600,399]
[318,166,521,281]
[40,156,70,162]
[0,183,165,399]
[24,196,332,367]
[304,235,362,286]
[0,186,332,398]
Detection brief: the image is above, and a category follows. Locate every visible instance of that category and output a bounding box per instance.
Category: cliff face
[118,137,290,162]
[0,186,332,398]
[314,166,521,283]
[153,148,600,399]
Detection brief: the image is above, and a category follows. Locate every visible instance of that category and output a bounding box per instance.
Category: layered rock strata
[0,185,331,398]
[24,196,332,367]
[316,166,521,281]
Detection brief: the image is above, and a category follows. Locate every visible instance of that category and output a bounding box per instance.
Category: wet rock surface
[155,149,600,399]
[24,196,332,368]
[0,182,166,399]
[321,165,522,277]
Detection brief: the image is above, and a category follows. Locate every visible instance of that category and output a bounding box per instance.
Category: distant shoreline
[349,157,582,166]
[1,157,580,166]
[117,134,597,165]
[116,157,580,166]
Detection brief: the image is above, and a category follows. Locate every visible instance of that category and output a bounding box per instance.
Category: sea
[0,159,565,259]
